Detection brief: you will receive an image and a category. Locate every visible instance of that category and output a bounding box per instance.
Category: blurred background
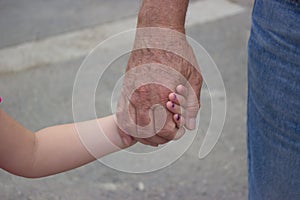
[0,0,253,199]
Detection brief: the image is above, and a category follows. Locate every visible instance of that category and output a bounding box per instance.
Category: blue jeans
[248,0,300,199]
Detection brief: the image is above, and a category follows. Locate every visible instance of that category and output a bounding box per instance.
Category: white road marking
[0,0,244,73]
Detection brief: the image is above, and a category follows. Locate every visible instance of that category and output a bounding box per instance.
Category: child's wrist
[112,117,135,149]
[106,115,134,149]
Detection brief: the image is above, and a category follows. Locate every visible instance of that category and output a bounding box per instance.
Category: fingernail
[0,97,2,103]
[173,93,177,99]
[172,102,175,108]
[187,118,196,129]
[176,114,181,121]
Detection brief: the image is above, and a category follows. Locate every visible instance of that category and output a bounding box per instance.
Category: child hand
[119,84,188,146]
[166,85,188,133]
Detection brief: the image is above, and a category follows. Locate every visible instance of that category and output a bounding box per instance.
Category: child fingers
[173,114,185,128]
[168,93,186,107]
[166,101,185,115]
[176,85,188,97]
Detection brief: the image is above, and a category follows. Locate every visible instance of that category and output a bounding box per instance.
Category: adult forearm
[137,0,189,33]
[118,0,202,146]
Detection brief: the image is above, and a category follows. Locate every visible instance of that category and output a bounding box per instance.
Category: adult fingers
[185,69,202,130]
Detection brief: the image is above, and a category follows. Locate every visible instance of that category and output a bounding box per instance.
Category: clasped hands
[116,28,203,147]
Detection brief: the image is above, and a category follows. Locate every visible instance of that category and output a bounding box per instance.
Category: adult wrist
[137,0,188,34]
[137,11,186,33]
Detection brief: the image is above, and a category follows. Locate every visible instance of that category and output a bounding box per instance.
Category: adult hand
[116,28,203,146]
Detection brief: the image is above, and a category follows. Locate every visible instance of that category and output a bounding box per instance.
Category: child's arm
[0,85,187,178]
[0,110,133,178]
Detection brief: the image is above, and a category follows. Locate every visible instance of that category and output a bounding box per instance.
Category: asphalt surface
[0,0,253,199]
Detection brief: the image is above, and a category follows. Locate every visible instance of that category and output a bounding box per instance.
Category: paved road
[0,0,253,199]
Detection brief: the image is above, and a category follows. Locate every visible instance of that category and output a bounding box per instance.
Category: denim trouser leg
[247,0,300,199]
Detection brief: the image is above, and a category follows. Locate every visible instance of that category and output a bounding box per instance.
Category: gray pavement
[0,0,253,199]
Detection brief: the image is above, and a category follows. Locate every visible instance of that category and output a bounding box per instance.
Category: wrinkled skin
[116,29,203,146]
